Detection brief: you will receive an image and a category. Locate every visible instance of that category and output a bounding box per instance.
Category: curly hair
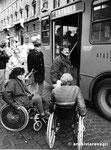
[60,73,73,85]
[9,67,25,79]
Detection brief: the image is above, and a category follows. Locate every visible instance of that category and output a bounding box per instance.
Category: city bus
[41,0,111,121]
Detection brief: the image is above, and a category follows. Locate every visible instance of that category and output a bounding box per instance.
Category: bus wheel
[94,78,111,121]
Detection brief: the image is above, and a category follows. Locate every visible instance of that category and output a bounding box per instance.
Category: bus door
[41,16,51,83]
[50,1,84,85]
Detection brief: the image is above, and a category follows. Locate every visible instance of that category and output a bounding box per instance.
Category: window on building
[20,31,24,45]
[7,17,9,24]
[1,20,3,27]
[21,11,23,18]
[11,14,13,24]
[33,24,36,31]
[53,0,60,8]
[91,0,111,43]
[32,0,36,15]
[41,17,50,44]
[16,2,17,9]
[26,8,29,18]
[4,19,6,26]
[67,0,72,3]
[42,1,48,12]
[20,8,23,18]
[43,1,48,8]
[15,12,17,21]
[12,6,13,13]
[25,4,29,18]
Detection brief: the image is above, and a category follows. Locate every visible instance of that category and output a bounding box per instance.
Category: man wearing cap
[50,45,73,86]
[27,36,45,95]
[27,36,47,118]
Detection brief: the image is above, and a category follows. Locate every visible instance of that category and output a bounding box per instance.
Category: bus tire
[94,78,111,121]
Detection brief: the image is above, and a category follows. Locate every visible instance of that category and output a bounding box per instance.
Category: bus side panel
[41,45,52,84]
[80,75,93,101]
[80,0,111,101]
[80,0,92,100]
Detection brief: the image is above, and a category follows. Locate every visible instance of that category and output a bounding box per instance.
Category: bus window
[55,24,62,55]
[54,18,77,57]
[91,0,111,43]
[41,17,50,44]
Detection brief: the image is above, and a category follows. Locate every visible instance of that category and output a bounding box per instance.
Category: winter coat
[50,54,72,84]
[27,49,45,84]
[2,78,31,108]
[51,85,87,116]
[0,50,9,69]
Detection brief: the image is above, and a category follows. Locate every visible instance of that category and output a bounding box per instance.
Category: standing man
[0,42,9,92]
[27,36,45,96]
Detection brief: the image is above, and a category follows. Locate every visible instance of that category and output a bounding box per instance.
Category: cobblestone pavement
[0,81,111,150]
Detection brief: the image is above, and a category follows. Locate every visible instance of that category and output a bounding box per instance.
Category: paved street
[0,82,111,150]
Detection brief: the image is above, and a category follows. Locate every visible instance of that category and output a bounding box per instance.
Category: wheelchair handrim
[46,112,55,148]
[77,116,84,150]
[0,104,29,132]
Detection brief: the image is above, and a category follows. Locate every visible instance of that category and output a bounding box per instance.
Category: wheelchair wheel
[46,112,56,149]
[77,116,85,150]
[0,104,29,132]
[33,120,42,131]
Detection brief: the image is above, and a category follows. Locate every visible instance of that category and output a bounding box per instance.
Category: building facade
[0,0,75,46]
[0,0,41,46]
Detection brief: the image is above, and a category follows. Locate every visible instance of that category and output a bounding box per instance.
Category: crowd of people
[0,34,87,122]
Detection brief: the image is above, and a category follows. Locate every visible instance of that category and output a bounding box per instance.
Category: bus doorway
[52,13,82,85]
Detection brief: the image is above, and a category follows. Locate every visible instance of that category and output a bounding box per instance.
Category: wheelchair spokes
[0,105,29,132]
[0,104,48,132]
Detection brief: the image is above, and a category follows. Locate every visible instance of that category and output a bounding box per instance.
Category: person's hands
[57,80,62,85]
[13,103,21,110]
[53,80,62,88]
[52,84,57,88]
[17,106,21,110]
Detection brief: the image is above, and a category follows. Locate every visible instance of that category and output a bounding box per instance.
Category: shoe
[56,122,60,132]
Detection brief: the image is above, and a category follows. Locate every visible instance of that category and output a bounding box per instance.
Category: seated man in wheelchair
[2,67,47,119]
[49,73,87,117]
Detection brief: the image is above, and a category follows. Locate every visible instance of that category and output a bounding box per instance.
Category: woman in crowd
[2,67,48,118]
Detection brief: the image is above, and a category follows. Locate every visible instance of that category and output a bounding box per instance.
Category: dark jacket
[50,54,72,84]
[2,78,31,108]
[0,50,9,69]
[27,49,45,83]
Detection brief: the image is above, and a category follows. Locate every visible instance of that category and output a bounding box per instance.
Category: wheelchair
[46,102,85,150]
[0,104,47,132]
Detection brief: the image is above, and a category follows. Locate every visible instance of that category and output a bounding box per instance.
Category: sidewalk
[0,81,111,150]
[0,80,75,150]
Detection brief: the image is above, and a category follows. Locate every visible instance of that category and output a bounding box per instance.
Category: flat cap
[31,35,41,46]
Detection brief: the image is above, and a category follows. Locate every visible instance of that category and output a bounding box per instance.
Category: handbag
[25,69,35,85]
